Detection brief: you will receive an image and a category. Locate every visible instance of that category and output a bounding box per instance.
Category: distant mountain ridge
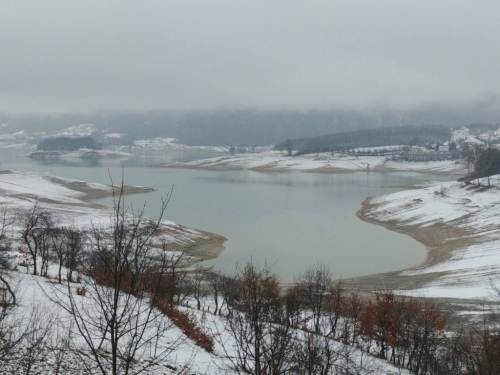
[275,125,452,155]
[0,108,498,147]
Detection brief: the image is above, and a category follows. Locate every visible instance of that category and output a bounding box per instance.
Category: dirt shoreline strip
[153,162,465,176]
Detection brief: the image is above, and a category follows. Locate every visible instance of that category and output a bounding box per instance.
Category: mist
[2,1,500,114]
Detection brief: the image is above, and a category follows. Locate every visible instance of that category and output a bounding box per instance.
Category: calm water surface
[0,148,450,282]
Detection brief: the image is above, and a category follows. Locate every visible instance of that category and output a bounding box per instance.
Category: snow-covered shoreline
[354,175,500,302]
[154,150,466,175]
[0,170,226,262]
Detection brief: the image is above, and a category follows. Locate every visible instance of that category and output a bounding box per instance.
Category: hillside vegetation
[37,136,101,151]
[275,124,451,155]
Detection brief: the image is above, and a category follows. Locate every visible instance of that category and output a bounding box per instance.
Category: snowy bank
[0,170,226,261]
[154,150,466,175]
[133,137,230,152]
[356,175,500,301]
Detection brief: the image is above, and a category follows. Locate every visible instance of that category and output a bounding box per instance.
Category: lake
[0,148,451,282]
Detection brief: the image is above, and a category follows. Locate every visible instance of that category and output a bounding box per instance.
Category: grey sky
[1,1,500,114]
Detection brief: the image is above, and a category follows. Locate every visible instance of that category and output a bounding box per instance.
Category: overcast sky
[1,1,500,114]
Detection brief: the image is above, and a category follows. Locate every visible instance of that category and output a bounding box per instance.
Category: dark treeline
[37,136,101,151]
[473,148,500,181]
[461,144,500,186]
[275,124,452,155]
[468,123,500,136]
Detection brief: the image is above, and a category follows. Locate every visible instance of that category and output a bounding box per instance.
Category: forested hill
[276,125,452,155]
[37,136,101,151]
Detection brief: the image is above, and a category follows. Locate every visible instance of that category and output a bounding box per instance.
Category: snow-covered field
[50,124,96,138]
[156,150,466,174]
[133,137,230,152]
[361,175,500,300]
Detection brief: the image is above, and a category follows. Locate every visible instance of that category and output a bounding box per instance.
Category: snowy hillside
[133,137,229,152]
[0,170,410,374]
[50,124,96,138]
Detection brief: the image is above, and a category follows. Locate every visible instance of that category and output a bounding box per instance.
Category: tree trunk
[0,274,16,305]
[58,260,63,283]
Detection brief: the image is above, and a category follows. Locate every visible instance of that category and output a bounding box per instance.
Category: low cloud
[1,1,500,114]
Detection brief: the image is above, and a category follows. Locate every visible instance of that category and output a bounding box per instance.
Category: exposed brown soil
[154,161,465,176]
[302,166,354,174]
[159,225,227,262]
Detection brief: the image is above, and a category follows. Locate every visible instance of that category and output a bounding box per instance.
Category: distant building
[451,126,470,143]
[462,136,485,147]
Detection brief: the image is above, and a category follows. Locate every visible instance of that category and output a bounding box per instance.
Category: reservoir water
[0,148,451,282]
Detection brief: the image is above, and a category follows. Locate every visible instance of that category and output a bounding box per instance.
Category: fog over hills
[2,1,500,147]
[1,105,500,147]
[2,2,500,118]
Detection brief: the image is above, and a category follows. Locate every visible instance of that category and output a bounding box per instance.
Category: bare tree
[50,322,73,375]
[296,264,332,334]
[206,270,222,315]
[63,226,85,283]
[283,285,303,328]
[46,180,184,375]
[38,227,54,277]
[156,250,190,304]
[219,273,240,317]
[284,139,294,156]
[0,304,22,367]
[0,302,55,373]
[49,228,66,283]
[191,265,208,310]
[19,203,52,276]
[291,332,337,375]
[0,203,16,305]
[17,306,54,375]
[326,279,344,339]
[0,203,25,368]
[223,262,295,375]
[341,292,363,345]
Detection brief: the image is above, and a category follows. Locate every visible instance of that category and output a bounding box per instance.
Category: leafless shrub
[17,305,54,375]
